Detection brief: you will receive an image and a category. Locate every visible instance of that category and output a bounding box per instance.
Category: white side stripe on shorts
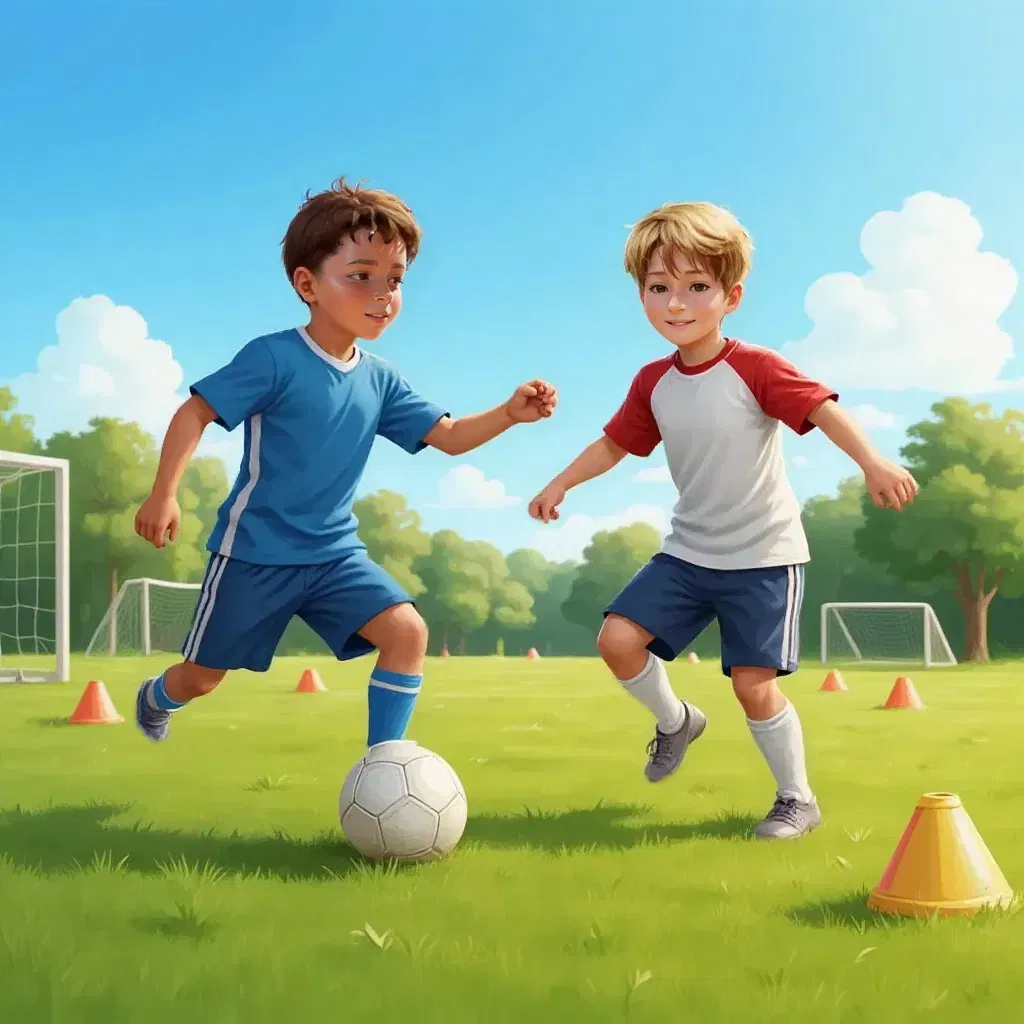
[183,554,229,662]
[781,564,799,667]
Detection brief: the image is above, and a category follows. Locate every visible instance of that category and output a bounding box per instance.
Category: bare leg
[357,603,429,746]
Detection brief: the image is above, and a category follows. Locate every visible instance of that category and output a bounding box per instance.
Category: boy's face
[640,246,742,350]
[294,229,407,341]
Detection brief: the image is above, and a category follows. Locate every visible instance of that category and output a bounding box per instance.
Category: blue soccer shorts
[604,552,805,677]
[180,549,412,672]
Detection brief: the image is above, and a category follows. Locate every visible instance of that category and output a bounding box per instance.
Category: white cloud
[791,455,810,469]
[529,503,668,562]
[781,192,1020,393]
[632,465,673,483]
[430,464,520,509]
[3,294,243,474]
[849,403,904,430]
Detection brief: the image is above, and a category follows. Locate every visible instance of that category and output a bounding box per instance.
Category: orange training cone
[867,792,1015,917]
[69,680,124,724]
[820,669,848,692]
[686,651,700,664]
[526,647,540,661]
[884,675,924,709]
[296,668,326,693]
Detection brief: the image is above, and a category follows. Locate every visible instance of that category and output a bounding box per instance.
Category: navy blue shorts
[180,550,412,672]
[604,553,805,677]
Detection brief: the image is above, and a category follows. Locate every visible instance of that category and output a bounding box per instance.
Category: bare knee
[731,666,784,720]
[597,614,652,678]
[362,603,429,661]
[167,661,225,700]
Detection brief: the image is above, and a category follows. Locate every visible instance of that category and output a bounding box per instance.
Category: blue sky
[2,0,1022,560]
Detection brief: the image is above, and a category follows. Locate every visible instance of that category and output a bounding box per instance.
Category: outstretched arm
[808,399,918,509]
[424,380,557,455]
[529,435,627,522]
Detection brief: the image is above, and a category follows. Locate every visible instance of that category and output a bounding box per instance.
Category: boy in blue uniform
[133,177,557,747]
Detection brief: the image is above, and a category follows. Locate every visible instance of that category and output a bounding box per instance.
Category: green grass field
[2,653,1024,1022]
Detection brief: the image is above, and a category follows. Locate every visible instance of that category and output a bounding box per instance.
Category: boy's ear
[725,281,744,313]
[292,266,317,305]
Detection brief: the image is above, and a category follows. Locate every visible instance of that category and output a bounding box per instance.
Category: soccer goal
[84,577,201,657]
[0,450,70,682]
[820,602,957,668]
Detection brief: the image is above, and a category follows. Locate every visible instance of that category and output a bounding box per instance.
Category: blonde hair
[624,201,753,291]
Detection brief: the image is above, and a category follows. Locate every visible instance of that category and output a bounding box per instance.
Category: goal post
[820,601,957,668]
[85,577,202,657]
[0,449,70,683]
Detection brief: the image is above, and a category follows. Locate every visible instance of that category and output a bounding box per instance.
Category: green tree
[0,387,40,453]
[562,522,661,635]
[414,530,490,653]
[182,456,230,538]
[855,398,1024,661]
[44,418,210,648]
[506,548,593,655]
[354,489,431,597]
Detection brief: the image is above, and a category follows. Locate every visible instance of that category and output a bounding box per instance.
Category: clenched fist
[134,492,181,549]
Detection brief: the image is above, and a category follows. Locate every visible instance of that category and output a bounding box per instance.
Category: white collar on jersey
[297,325,362,373]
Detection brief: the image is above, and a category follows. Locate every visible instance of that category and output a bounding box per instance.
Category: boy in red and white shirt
[530,201,917,840]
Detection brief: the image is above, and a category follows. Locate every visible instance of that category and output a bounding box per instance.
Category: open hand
[134,492,181,548]
[505,379,557,423]
[864,459,919,510]
[529,482,565,523]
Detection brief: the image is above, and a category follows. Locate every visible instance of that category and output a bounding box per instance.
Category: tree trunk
[953,564,1003,662]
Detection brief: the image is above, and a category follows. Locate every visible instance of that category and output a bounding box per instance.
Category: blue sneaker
[136,679,171,741]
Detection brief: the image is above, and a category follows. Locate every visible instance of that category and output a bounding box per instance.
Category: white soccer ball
[339,740,468,862]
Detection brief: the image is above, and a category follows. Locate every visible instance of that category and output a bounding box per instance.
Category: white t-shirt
[603,338,838,570]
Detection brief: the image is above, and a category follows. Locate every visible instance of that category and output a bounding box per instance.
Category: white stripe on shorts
[183,554,229,662]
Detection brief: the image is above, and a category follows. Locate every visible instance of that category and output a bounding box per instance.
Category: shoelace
[646,732,674,765]
[767,797,803,826]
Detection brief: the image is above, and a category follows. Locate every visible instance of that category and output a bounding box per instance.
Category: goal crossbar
[820,601,957,668]
[0,449,70,683]
[85,576,201,657]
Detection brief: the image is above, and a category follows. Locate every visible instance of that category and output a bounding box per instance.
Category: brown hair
[623,201,753,291]
[281,177,423,300]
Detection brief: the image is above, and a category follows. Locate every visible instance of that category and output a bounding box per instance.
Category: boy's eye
[691,282,709,292]
[350,272,369,281]
[389,277,404,288]
[649,283,667,293]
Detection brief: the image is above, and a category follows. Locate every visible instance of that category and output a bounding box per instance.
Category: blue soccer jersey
[190,326,447,565]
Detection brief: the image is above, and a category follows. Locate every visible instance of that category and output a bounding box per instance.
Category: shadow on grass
[0,801,758,881]
[464,801,760,852]
[786,888,900,930]
[0,802,363,881]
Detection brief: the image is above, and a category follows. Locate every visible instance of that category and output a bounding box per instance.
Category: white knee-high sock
[618,652,686,733]
[746,700,813,803]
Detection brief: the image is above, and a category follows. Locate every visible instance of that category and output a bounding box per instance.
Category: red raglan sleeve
[603,364,664,456]
[733,347,838,435]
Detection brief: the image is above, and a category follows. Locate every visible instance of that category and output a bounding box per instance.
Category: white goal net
[85,577,201,657]
[820,602,956,668]
[0,450,70,682]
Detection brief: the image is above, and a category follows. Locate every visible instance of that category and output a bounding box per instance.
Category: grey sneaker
[754,795,822,840]
[135,679,171,741]
[644,701,707,782]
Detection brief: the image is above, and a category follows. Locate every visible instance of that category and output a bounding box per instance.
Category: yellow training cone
[867,792,1015,918]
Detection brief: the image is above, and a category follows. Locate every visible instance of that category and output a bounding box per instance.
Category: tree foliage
[855,398,1024,660]
[562,522,661,634]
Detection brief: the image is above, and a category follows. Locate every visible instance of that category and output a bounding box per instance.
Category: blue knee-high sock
[147,671,187,711]
[367,668,422,746]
